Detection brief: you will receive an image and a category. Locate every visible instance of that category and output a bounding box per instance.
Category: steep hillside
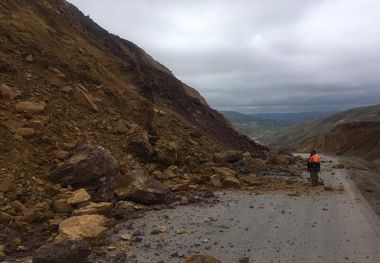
[0,0,270,182]
[298,121,380,165]
[268,104,380,166]
[0,0,267,156]
[270,104,380,149]
[0,1,283,259]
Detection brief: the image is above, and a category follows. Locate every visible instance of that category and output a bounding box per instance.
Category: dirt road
[112,155,380,263]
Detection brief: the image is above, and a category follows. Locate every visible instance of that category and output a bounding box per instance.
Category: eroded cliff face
[299,121,380,166]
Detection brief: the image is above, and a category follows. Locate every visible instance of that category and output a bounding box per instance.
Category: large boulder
[50,145,120,192]
[124,126,153,162]
[213,151,243,163]
[184,254,222,263]
[32,240,91,263]
[114,170,169,204]
[210,167,241,189]
[155,140,178,166]
[57,214,108,241]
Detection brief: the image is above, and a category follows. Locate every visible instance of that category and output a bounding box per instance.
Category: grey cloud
[68,0,380,113]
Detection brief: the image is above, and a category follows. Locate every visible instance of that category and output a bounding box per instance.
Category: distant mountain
[220,111,331,144]
[251,111,334,124]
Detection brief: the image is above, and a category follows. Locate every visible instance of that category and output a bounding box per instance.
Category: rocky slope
[0,0,297,261]
[270,104,380,165]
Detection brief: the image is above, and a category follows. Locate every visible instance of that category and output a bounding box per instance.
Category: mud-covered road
[111,155,380,263]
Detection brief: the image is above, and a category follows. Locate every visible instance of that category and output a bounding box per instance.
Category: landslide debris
[0,0,304,261]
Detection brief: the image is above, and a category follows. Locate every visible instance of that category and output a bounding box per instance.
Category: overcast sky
[68,0,380,113]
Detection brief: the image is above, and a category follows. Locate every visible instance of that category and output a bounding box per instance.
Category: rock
[169,180,192,192]
[184,254,222,263]
[53,199,72,214]
[152,170,170,181]
[32,240,91,263]
[22,208,42,223]
[50,144,120,191]
[239,257,250,263]
[15,101,46,113]
[54,150,69,160]
[16,127,36,138]
[0,174,14,192]
[223,176,241,188]
[0,244,5,258]
[214,167,237,178]
[67,189,91,205]
[241,174,261,186]
[120,233,132,241]
[162,165,180,179]
[155,141,178,166]
[72,202,112,216]
[61,86,73,93]
[0,84,20,100]
[210,174,223,188]
[71,85,99,112]
[124,128,153,162]
[212,167,240,188]
[213,151,243,163]
[176,228,186,234]
[58,215,108,241]
[179,196,189,205]
[24,54,34,63]
[0,211,11,224]
[114,170,169,204]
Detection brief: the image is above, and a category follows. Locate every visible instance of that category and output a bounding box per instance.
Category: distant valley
[221,111,332,145]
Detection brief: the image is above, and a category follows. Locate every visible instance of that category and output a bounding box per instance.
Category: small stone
[16,127,36,138]
[223,176,241,188]
[184,254,222,263]
[24,54,34,63]
[22,209,42,223]
[15,101,46,113]
[72,202,112,216]
[0,174,14,192]
[54,150,69,160]
[180,196,189,205]
[68,188,91,205]
[0,211,11,224]
[159,225,168,233]
[210,174,223,188]
[53,199,73,214]
[0,84,20,100]
[239,257,250,263]
[62,86,73,93]
[120,233,132,241]
[150,229,161,235]
[175,228,186,235]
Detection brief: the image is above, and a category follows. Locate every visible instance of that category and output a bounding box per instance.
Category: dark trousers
[309,170,319,186]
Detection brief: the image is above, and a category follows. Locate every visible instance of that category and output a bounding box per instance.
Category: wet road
[114,155,380,263]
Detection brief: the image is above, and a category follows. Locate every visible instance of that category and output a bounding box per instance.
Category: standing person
[307,149,321,186]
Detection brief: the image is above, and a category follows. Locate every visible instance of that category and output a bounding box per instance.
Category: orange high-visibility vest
[309,154,320,163]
